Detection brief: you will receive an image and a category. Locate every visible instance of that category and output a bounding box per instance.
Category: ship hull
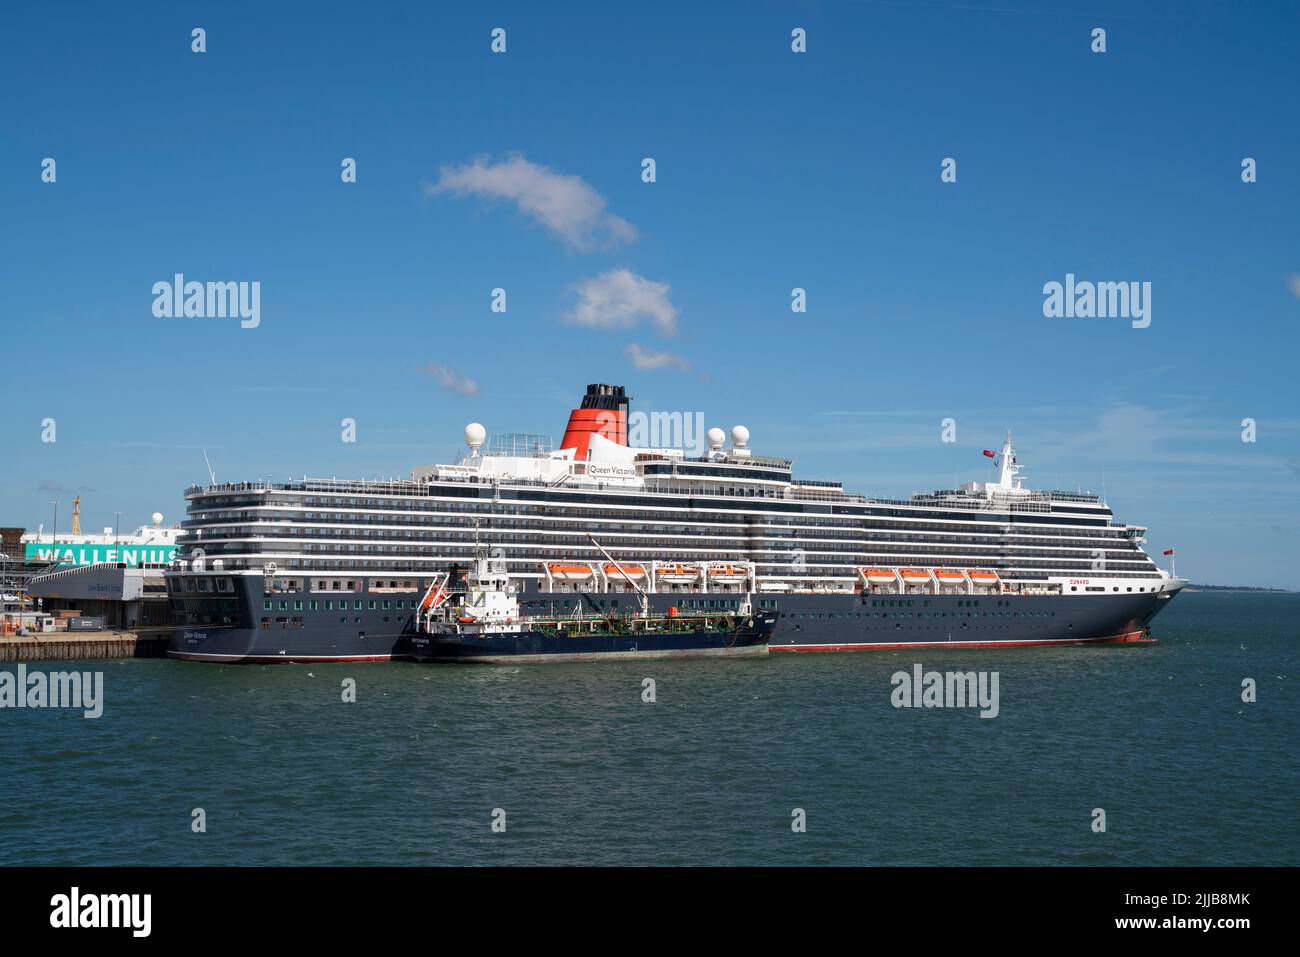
[167,629,406,664]
[761,589,1176,652]
[166,578,1181,663]
[406,627,768,663]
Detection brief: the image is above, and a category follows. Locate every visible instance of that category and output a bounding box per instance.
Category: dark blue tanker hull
[406,619,771,663]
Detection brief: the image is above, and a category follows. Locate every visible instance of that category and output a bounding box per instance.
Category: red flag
[1163,549,1175,556]
[982,450,996,458]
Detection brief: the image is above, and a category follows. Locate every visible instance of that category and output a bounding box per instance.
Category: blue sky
[2,0,1297,587]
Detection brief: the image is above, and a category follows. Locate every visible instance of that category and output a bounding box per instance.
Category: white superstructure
[175,418,1174,601]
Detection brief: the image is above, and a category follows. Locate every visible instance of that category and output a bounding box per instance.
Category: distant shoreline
[1184,586,1296,594]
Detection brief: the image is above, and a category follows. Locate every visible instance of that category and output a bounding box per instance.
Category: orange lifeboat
[603,563,646,579]
[546,562,594,581]
[899,568,933,584]
[934,569,967,584]
[420,580,451,610]
[863,567,898,585]
[967,569,1000,583]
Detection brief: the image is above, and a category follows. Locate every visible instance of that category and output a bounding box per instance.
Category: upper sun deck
[181,471,1110,524]
[181,414,1111,523]
[185,477,424,499]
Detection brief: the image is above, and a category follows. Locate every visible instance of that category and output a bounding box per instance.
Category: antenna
[202,449,217,485]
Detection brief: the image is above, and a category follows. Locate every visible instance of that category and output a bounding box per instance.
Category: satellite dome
[151,512,164,526]
[464,422,487,451]
[706,427,726,450]
[731,425,750,448]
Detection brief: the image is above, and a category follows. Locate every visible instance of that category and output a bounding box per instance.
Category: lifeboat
[863,567,898,585]
[933,569,967,584]
[899,568,933,584]
[656,563,700,584]
[967,569,1000,583]
[706,563,749,584]
[420,586,447,610]
[603,563,647,579]
[546,562,594,582]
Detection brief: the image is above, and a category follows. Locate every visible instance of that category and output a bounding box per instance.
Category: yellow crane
[71,496,81,535]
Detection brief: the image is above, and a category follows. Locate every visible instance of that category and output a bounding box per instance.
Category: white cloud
[1287,273,1300,298]
[424,362,478,396]
[561,269,678,336]
[425,155,636,251]
[624,343,691,372]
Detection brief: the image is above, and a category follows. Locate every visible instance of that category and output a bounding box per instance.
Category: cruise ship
[166,384,1184,662]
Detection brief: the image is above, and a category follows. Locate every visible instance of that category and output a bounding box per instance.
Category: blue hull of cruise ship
[165,578,1178,663]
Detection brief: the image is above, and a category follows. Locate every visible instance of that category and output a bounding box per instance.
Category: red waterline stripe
[769,630,1149,652]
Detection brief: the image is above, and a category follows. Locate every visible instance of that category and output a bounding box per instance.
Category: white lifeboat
[656,562,701,584]
[706,563,749,585]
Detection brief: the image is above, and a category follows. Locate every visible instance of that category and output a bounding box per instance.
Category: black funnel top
[579,384,631,410]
